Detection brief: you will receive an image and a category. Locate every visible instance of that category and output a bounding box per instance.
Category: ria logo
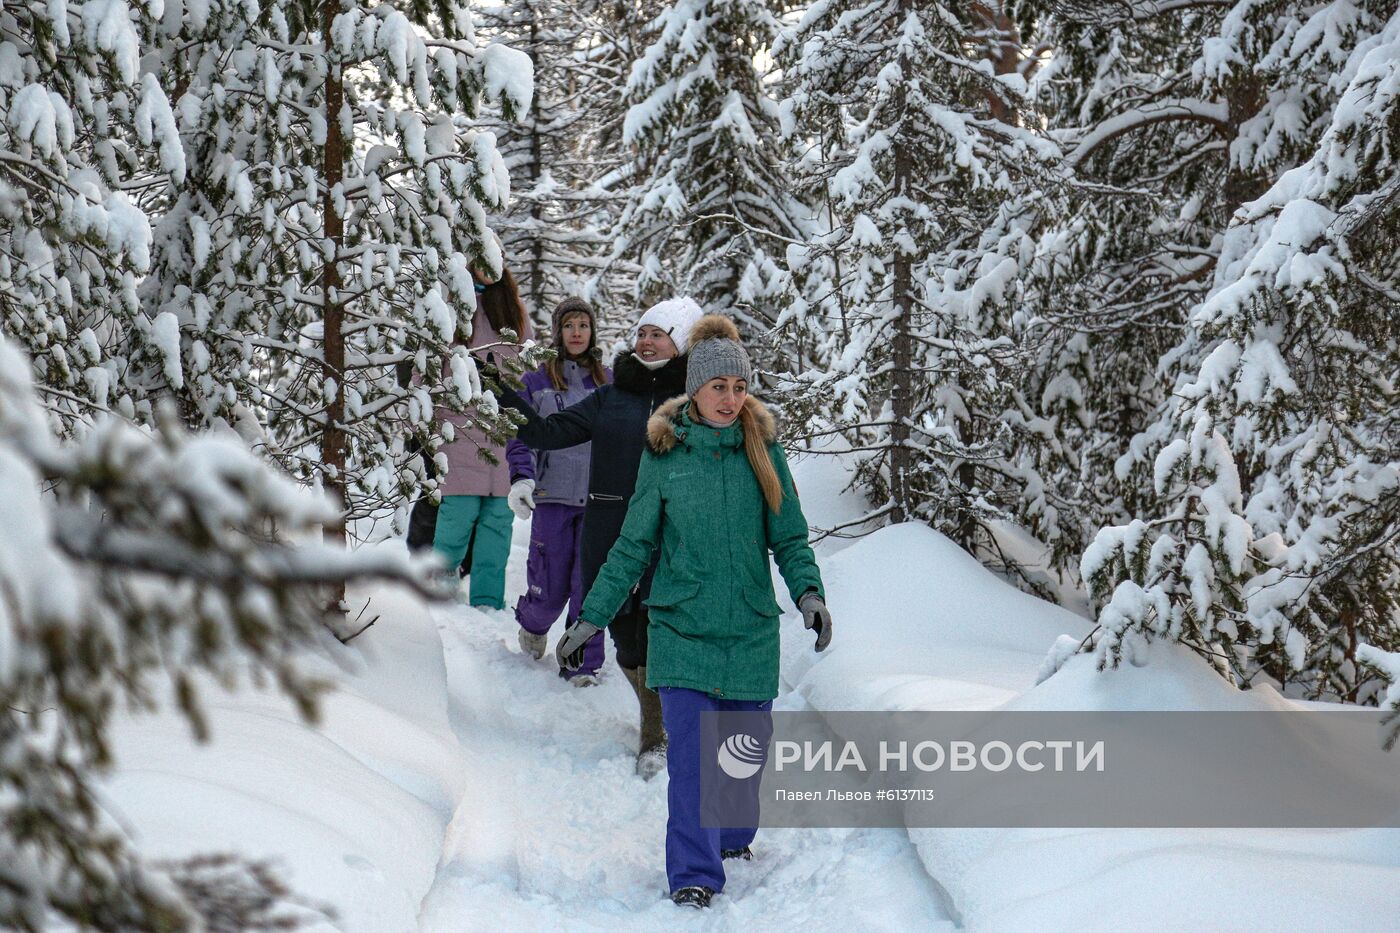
[717,733,765,779]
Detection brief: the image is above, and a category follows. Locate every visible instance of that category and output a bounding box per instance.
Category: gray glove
[799,593,832,652]
[555,620,603,671]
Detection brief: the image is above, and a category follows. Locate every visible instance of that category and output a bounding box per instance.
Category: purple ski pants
[514,502,603,676]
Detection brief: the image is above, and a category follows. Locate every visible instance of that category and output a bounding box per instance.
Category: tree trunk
[1221,73,1270,214]
[527,7,546,313]
[322,0,348,610]
[955,408,978,549]
[970,1,1020,123]
[889,1,914,524]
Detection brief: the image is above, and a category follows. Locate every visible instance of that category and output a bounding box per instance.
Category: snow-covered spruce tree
[576,0,672,326]
[1067,2,1400,696]
[137,1,540,543]
[1357,644,1400,750]
[775,0,1060,583]
[615,0,807,334]
[475,0,638,321]
[0,337,432,928]
[990,0,1265,582]
[0,0,184,434]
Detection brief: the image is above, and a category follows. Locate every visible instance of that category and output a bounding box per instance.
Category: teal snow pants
[432,494,514,609]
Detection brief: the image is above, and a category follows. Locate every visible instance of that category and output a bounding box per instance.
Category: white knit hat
[632,297,706,354]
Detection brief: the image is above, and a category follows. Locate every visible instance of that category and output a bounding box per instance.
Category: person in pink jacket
[433,266,535,608]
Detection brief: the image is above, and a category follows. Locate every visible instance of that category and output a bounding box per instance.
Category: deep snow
[96,446,1400,931]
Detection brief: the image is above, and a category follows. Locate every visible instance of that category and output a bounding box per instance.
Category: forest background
[2,0,1399,926]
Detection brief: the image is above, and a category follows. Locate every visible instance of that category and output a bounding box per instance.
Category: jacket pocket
[741,585,782,618]
[588,492,626,506]
[645,579,701,609]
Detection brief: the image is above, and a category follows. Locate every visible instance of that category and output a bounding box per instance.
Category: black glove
[477,351,532,406]
[799,593,832,652]
[477,350,503,390]
[555,620,603,671]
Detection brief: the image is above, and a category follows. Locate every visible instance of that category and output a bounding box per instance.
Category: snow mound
[775,488,1400,932]
[783,521,1089,712]
[1012,643,1292,712]
[100,583,464,932]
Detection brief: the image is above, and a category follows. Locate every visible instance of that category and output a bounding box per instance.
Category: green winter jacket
[578,395,824,700]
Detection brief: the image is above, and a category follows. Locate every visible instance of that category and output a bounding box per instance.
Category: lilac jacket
[437,300,535,497]
[506,361,609,507]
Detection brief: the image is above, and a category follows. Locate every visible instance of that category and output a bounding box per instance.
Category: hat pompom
[688,314,740,347]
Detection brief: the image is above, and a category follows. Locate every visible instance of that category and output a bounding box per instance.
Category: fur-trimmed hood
[577,380,822,701]
[646,394,776,454]
[611,348,688,397]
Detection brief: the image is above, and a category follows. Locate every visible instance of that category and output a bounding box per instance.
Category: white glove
[508,479,536,520]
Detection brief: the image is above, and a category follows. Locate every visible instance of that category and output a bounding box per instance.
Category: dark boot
[670,886,713,909]
[623,666,667,779]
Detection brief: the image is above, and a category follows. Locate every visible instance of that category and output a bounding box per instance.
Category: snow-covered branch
[1067,99,1229,168]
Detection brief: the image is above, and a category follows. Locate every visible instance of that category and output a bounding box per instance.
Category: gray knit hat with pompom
[685,315,752,397]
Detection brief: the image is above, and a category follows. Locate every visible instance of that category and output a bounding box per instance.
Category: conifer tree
[616,0,806,333]
[777,0,1058,586]
[138,0,540,541]
[476,0,637,321]
[0,334,433,927]
[0,6,480,920]
[0,0,184,434]
[1009,0,1278,578]
[1062,2,1400,694]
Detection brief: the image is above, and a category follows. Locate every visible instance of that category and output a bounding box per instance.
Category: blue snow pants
[659,686,773,893]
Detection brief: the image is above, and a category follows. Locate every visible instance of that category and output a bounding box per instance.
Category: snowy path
[96,463,1400,931]
[96,449,1400,931]
[416,529,954,931]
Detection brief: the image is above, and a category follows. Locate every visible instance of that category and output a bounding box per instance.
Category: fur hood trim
[610,349,687,395]
[646,394,776,454]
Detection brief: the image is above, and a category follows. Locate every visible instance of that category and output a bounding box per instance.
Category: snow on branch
[1067,99,1230,168]
[1047,0,1231,23]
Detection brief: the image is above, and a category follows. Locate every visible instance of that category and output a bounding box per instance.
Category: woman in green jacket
[555,315,834,909]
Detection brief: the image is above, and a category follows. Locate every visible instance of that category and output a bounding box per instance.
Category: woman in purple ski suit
[506,298,611,683]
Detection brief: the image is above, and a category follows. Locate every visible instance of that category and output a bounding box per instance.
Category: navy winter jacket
[502,351,688,616]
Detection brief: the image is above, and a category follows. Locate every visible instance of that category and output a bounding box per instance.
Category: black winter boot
[671,886,713,909]
[721,846,753,860]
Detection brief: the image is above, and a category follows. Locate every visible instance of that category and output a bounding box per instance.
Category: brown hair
[546,307,610,390]
[479,267,528,336]
[687,398,784,513]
